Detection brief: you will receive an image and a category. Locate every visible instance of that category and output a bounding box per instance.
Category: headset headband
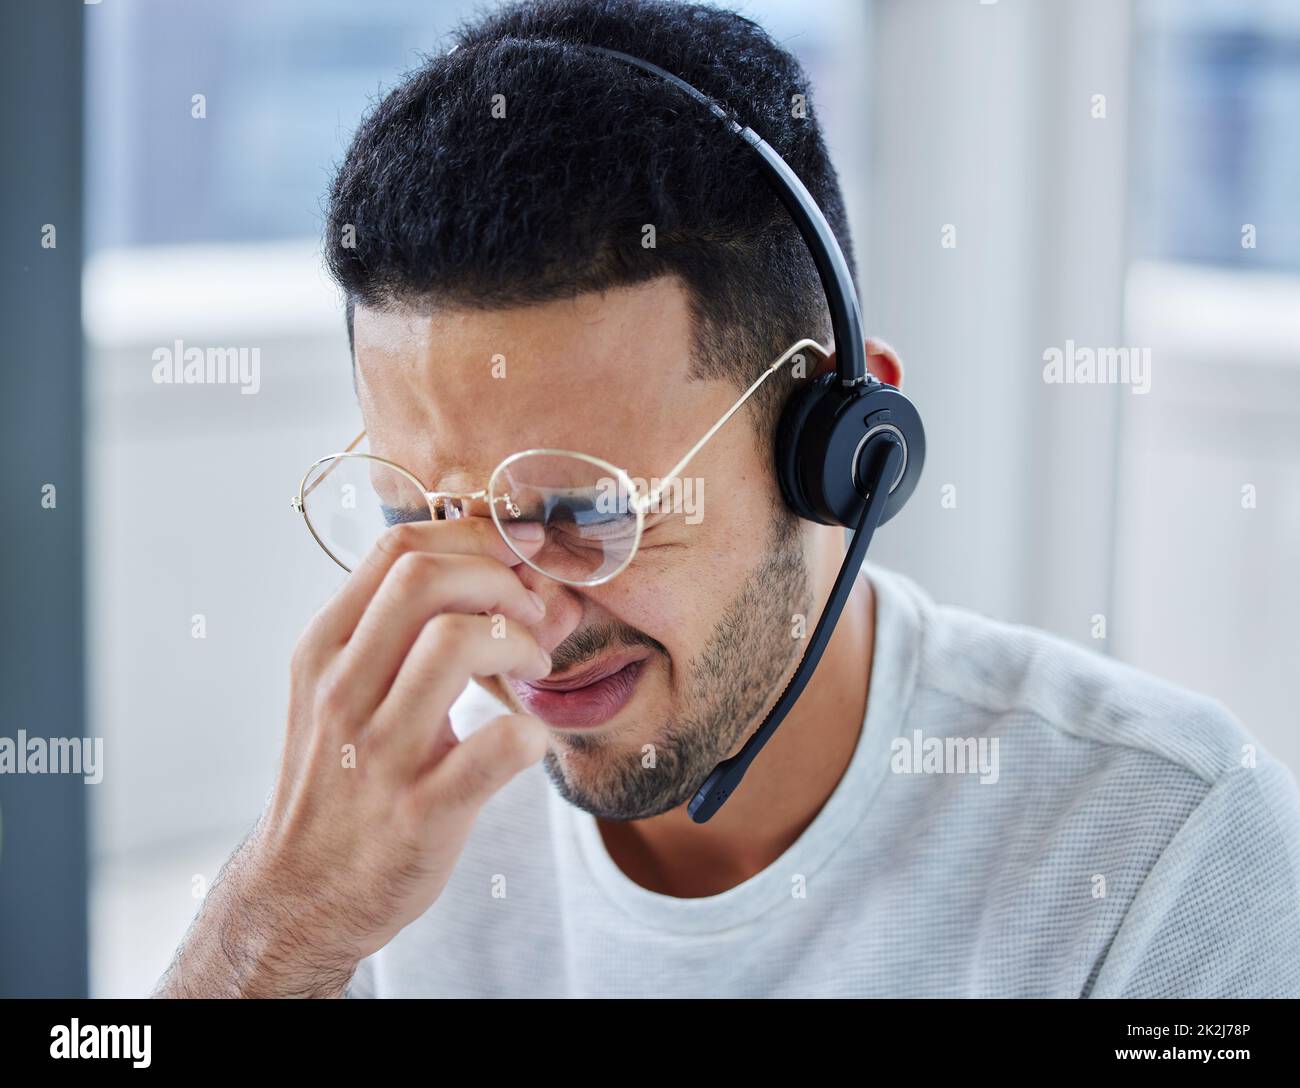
[545,44,917,825]
[583,46,868,387]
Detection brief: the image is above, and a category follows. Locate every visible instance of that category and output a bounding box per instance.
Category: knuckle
[292,605,336,670]
[447,751,500,809]
[420,612,477,658]
[312,671,353,728]
[441,717,540,809]
[393,787,436,839]
[377,520,425,559]
[496,714,541,758]
[389,549,438,592]
[437,767,480,812]
[289,632,318,677]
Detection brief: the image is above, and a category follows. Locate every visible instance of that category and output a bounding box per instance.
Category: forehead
[351,277,708,477]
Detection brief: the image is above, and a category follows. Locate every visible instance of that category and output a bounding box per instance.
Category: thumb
[432,713,549,813]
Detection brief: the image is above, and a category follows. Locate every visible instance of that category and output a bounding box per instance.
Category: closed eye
[381,503,434,527]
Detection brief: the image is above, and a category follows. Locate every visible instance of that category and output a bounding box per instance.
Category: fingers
[368,614,551,770]
[419,713,550,815]
[307,518,545,649]
[328,552,547,722]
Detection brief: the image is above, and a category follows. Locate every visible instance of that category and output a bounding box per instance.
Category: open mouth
[510,652,648,728]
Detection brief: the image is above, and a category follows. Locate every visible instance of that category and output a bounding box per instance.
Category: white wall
[1119,262,1300,773]
[867,0,1299,776]
[84,244,360,993]
[865,0,1130,637]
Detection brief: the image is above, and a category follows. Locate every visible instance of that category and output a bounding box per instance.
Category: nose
[512,561,584,656]
[433,491,492,520]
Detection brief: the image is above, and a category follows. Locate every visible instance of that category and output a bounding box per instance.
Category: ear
[812,337,905,388]
[865,337,904,387]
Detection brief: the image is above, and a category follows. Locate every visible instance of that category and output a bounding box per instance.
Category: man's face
[353,276,818,820]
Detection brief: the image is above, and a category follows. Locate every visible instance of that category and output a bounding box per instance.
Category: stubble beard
[541,510,812,821]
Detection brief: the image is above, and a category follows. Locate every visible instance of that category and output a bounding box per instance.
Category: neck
[597,543,876,897]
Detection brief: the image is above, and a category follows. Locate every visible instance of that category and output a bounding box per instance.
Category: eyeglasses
[291,338,828,586]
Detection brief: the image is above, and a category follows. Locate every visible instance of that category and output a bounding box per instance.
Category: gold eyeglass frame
[291,338,829,587]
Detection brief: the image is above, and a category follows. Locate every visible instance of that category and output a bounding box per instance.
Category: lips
[531,652,645,691]
[510,652,647,728]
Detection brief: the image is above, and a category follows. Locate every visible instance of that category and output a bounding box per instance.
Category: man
[157,0,1300,998]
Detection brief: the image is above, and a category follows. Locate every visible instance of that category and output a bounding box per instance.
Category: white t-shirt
[346,561,1300,997]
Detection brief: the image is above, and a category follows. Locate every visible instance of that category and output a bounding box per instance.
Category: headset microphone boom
[582,46,926,824]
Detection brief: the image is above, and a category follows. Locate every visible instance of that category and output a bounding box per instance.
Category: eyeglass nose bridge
[426,488,521,520]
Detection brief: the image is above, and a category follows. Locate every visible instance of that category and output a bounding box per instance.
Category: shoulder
[875,562,1252,785]
[870,563,1300,995]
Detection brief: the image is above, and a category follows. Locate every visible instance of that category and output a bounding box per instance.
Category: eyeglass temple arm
[308,347,829,513]
[640,339,830,513]
[299,430,368,503]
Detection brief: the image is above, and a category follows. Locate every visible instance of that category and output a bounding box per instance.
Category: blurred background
[1,0,1296,996]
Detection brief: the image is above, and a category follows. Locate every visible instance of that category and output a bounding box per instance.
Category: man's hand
[154,518,552,997]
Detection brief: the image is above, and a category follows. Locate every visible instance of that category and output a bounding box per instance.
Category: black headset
[582,47,926,823]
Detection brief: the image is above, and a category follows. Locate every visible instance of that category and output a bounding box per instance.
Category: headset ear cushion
[777,376,927,528]
[775,373,838,525]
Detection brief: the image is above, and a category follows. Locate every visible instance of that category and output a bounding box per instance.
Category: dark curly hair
[325,0,855,434]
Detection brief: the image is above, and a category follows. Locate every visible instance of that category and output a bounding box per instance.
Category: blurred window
[86,0,475,254]
[1131,0,1300,272]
